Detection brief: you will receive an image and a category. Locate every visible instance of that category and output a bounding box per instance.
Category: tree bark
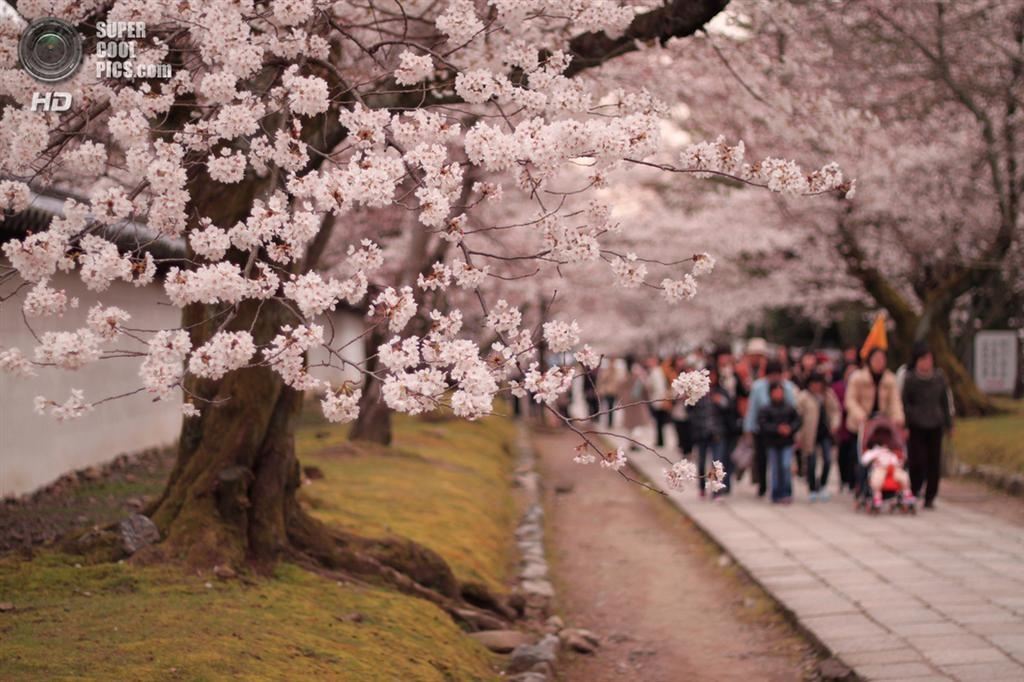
[145,298,320,568]
[835,211,997,416]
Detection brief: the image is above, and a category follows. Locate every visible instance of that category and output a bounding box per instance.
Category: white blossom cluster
[671,368,711,406]
[663,459,698,491]
[0,0,849,480]
[679,137,848,195]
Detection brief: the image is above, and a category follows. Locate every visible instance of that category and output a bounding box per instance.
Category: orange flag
[860,312,888,360]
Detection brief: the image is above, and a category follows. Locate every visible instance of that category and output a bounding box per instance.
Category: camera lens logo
[19,18,83,83]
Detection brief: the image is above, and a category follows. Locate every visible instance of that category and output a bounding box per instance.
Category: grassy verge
[0,410,517,681]
[952,398,1024,475]
[300,415,517,593]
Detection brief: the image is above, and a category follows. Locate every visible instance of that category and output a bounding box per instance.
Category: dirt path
[534,429,822,681]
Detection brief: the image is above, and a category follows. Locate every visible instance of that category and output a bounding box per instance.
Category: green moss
[0,411,518,680]
[953,398,1024,475]
[0,555,497,681]
[300,415,517,592]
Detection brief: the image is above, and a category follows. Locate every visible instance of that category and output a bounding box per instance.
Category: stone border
[956,462,1024,498]
[505,425,561,681]
[513,426,555,617]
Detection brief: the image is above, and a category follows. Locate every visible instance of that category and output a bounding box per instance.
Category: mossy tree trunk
[147,298,326,569]
[348,327,392,445]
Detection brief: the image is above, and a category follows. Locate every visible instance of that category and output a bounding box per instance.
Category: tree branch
[565,0,731,77]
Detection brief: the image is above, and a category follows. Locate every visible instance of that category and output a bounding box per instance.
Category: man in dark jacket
[758,382,803,503]
[691,366,738,498]
[902,342,953,509]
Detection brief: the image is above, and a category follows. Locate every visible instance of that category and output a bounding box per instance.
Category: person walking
[596,357,627,428]
[792,350,819,390]
[844,347,905,434]
[743,359,798,498]
[902,343,953,509]
[644,356,671,448]
[832,363,858,492]
[668,356,694,459]
[758,382,803,503]
[619,355,650,448]
[693,364,742,498]
[796,372,841,501]
[712,348,745,494]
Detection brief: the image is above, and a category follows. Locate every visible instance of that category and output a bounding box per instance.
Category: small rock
[453,607,506,631]
[563,635,596,654]
[520,561,548,580]
[0,602,14,612]
[818,658,853,681]
[515,523,542,541]
[508,591,527,616]
[468,629,532,653]
[559,628,600,654]
[213,564,237,580]
[124,497,145,511]
[515,472,539,495]
[545,615,564,632]
[507,634,559,674]
[717,554,732,568]
[521,579,554,598]
[507,673,547,682]
[118,513,160,555]
[742,597,757,609]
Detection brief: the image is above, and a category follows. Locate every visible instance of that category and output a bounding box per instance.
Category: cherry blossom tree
[651,0,1023,413]
[0,0,850,577]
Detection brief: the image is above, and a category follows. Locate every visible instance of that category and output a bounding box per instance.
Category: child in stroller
[856,417,917,514]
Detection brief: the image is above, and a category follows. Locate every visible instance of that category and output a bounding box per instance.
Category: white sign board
[974,331,1019,395]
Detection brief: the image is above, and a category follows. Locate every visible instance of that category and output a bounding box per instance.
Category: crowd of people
[579,337,955,509]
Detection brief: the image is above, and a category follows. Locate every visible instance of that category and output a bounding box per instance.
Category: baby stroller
[854,416,917,515]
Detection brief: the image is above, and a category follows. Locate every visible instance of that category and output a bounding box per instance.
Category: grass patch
[952,398,1024,475]
[0,410,518,680]
[300,414,518,592]
[0,555,495,680]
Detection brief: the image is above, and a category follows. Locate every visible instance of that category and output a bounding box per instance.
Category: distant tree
[635,0,1024,413]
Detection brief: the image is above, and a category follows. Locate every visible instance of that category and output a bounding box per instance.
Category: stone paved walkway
[625,445,1024,681]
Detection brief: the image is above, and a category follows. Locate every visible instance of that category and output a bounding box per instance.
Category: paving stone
[988,634,1024,653]
[906,634,988,652]
[964,621,1024,636]
[940,660,1024,681]
[826,635,908,655]
[857,662,938,679]
[840,648,925,666]
[926,647,1010,666]
[888,622,964,637]
[803,614,888,639]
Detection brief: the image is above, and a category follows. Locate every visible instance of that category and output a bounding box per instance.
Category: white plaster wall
[1,269,369,497]
[307,310,366,387]
[1,270,182,497]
